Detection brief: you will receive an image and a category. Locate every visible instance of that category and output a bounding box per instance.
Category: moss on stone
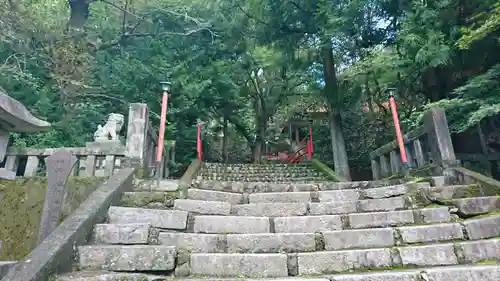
[120,191,179,209]
[310,158,341,182]
[474,260,500,265]
[0,176,101,260]
[467,211,500,220]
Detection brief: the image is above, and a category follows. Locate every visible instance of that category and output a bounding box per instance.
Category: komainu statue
[93,113,124,141]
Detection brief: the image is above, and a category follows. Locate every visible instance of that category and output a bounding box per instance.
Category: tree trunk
[68,0,91,33]
[252,140,263,164]
[322,41,351,180]
[222,117,229,163]
[252,119,267,163]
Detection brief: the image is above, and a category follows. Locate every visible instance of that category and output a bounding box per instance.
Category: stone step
[193,215,271,234]
[173,199,231,215]
[296,239,500,275]
[246,184,431,203]
[174,198,414,216]
[120,191,177,209]
[448,196,500,216]
[420,184,486,201]
[183,240,500,277]
[92,223,159,245]
[462,214,500,239]
[203,163,312,168]
[186,183,429,204]
[230,198,415,216]
[200,170,322,175]
[189,253,289,277]
[135,179,179,191]
[78,245,176,271]
[90,215,499,252]
[55,265,500,281]
[201,169,318,175]
[194,180,398,194]
[199,175,325,181]
[187,188,244,204]
[191,207,451,234]
[200,176,327,183]
[107,206,188,230]
[159,223,467,253]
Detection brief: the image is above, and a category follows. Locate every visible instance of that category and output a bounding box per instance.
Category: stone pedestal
[86,141,124,177]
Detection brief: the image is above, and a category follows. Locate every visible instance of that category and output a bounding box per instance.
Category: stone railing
[2,146,126,177]
[0,103,173,179]
[455,152,500,177]
[370,108,458,180]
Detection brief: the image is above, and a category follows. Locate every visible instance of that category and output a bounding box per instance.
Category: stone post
[424,108,459,178]
[371,159,381,180]
[125,103,149,174]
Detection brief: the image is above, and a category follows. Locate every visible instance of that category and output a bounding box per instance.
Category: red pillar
[307,123,313,160]
[197,122,202,160]
[389,95,408,164]
[156,91,169,163]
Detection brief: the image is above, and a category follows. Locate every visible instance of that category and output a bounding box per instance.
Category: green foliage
[1,0,500,178]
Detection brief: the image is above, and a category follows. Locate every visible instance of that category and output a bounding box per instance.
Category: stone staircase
[56,163,500,281]
[198,162,327,182]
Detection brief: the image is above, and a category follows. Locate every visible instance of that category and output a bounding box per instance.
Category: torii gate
[267,103,328,163]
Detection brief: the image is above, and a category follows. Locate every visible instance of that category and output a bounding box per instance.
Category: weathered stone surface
[422,185,481,201]
[274,215,343,233]
[458,239,500,262]
[78,245,176,271]
[422,265,500,281]
[120,191,175,208]
[357,197,407,212]
[135,179,179,191]
[398,244,458,266]
[330,270,421,281]
[188,188,243,204]
[397,223,464,244]
[232,203,307,217]
[323,228,395,250]
[309,202,357,215]
[0,262,16,278]
[451,197,500,216]
[174,199,231,215]
[291,183,322,192]
[189,253,288,277]
[319,180,393,191]
[39,150,78,244]
[348,210,414,229]
[318,190,359,202]
[462,215,500,240]
[199,180,246,193]
[245,182,292,193]
[248,192,311,203]
[55,271,168,281]
[93,223,155,244]
[107,206,188,230]
[414,207,451,223]
[297,248,392,274]
[159,233,225,253]
[194,215,270,233]
[362,184,418,199]
[226,233,316,253]
[0,168,136,281]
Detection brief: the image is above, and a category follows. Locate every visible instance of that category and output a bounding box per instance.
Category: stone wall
[0,177,102,260]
